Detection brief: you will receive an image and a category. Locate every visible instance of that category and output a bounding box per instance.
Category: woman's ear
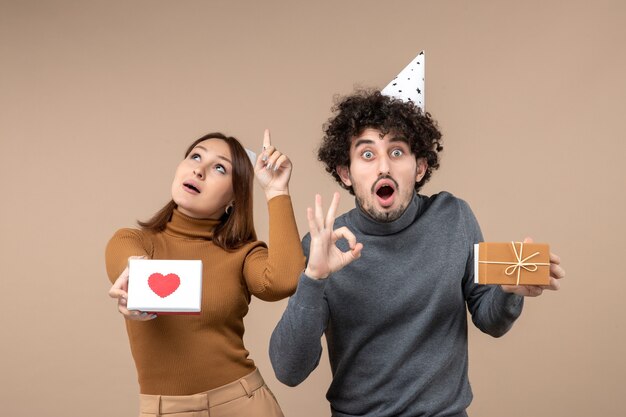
[336,166,352,187]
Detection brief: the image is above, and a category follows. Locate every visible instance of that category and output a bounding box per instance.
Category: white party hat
[245,149,257,165]
[381,50,425,109]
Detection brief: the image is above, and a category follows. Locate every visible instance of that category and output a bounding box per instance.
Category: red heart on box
[148,273,180,298]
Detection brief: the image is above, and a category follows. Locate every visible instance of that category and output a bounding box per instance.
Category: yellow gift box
[474,242,550,285]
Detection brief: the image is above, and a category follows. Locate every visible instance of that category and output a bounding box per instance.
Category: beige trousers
[138,369,284,417]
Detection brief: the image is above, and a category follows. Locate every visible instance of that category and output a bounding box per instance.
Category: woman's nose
[193,168,204,179]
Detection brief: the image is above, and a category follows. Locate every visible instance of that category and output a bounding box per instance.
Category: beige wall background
[1,0,624,416]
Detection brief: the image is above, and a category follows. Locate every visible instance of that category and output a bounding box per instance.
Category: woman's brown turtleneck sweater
[105,195,305,395]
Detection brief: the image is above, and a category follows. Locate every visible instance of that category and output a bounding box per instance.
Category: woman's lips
[183,181,201,194]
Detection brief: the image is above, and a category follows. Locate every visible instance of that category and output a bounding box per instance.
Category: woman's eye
[391,149,404,157]
[190,153,201,161]
[362,151,374,159]
[215,164,226,174]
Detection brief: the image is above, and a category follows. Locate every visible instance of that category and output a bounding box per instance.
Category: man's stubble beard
[355,194,410,223]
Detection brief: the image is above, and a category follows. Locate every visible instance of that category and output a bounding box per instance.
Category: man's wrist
[304,266,329,280]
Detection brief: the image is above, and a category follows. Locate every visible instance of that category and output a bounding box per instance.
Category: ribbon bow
[479,242,550,285]
[505,242,542,285]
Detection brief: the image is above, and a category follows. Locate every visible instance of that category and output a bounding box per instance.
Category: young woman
[105,130,304,417]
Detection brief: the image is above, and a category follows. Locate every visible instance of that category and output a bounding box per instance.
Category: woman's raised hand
[254,129,292,200]
[305,192,363,280]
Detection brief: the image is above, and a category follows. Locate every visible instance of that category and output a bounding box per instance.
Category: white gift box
[127,259,203,314]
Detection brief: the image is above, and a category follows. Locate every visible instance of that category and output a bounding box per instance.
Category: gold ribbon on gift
[478,242,550,285]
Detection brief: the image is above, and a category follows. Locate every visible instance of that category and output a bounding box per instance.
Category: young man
[269,90,565,417]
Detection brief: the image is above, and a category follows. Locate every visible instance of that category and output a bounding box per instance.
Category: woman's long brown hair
[137,132,256,250]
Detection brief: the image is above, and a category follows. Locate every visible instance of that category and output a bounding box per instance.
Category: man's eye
[362,151,374,159]
[391,149,403,157]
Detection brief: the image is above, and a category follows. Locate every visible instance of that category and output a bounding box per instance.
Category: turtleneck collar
[348,192,427,236]
[164,209,221,240]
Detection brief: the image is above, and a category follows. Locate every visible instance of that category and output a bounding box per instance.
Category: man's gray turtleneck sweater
[269,192,523,417]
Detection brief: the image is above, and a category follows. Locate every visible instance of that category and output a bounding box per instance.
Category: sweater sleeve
[459,199,524,337]
[243,195,306,301]
[269,232,330,386]
[104,228,153,284]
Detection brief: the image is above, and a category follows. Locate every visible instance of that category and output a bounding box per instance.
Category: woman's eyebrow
[193,145,232,164]
[216,155,232,164]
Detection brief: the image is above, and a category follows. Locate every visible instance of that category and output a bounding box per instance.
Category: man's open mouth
[374,178,397,206]
[376,184,395,199]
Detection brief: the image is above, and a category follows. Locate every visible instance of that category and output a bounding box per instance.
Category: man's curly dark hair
[318,89,443,194]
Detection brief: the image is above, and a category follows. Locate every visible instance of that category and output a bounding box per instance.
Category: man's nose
[377,154,391,175]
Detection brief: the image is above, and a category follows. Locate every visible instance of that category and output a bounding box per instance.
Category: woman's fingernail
[150,314,158,319]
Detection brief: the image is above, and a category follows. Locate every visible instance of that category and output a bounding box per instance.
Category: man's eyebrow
[389,136,410,144]
[194,145,232,164]
[353,138,375,148]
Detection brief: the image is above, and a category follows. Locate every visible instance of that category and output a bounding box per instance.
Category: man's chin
[364,204,405,223]
[356,194,410,223]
